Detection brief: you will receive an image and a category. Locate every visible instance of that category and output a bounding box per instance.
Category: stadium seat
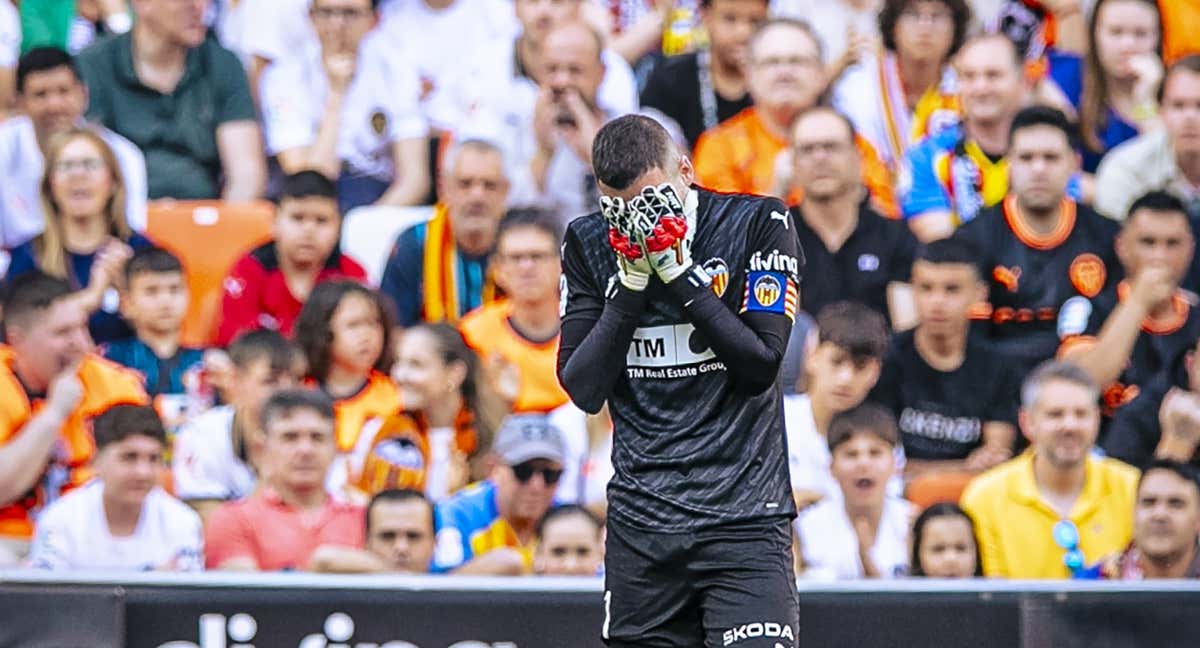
[341,205,435,287]
[905,470,975,511]
[145,200,276,347]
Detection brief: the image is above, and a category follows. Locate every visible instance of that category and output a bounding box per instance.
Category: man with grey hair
[961,360,1141,579]
[379,138,511,326]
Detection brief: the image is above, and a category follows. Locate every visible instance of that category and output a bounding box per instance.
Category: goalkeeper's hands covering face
[600,184,694,291]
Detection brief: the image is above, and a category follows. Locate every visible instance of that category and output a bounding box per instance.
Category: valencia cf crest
[702,257,729,297]
[753,274,782,307]
[370,109,388,136]
[1069,253,1106,298]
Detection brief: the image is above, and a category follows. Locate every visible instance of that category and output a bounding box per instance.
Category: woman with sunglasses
[352,323,504,501]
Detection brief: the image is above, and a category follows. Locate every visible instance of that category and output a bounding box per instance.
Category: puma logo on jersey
[770,210,789,229]
[992,265,1021,292]
[749,249,800,275]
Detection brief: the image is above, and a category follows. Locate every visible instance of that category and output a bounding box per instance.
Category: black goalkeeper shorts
[602,516,799,648]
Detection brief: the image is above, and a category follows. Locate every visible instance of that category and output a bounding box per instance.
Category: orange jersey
[693,107,898,217]
[459,301,569,413]
[353,408,478,496]
[0,348,148,539]
[325,371,402,453]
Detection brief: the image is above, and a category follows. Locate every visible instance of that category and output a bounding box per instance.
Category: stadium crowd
[1,0,1200,583]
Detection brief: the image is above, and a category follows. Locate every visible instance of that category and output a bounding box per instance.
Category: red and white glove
[629,184,694,284]
[601,195,652,291]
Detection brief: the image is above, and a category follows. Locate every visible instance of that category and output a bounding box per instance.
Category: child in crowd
[909,503,982,578]
[104,246,208,432]
[797,403,914,580]
[533,504,604,577]
[295,280,400,496]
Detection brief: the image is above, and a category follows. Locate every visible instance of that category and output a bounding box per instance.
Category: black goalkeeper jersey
[559,188,802,531]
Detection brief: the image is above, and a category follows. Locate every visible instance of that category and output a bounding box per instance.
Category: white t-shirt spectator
[0,1,18,68]
[172,406,256,503]
[0,117,147,248]
[548,402,590,505]
[797,495,913,580]
[29,481,203,571]
[783,393,906,503]
[236,0,314,66]
[378,0,516,132]
[260,34,428,182]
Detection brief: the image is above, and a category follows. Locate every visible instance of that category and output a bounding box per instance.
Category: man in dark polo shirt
[76,0,265,201]
[791,106,918,330]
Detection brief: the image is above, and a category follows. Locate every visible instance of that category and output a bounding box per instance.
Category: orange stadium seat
[905,470,975,511]
[144,200,276,347]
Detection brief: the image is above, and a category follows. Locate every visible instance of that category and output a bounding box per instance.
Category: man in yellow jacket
[961,361,1140,579]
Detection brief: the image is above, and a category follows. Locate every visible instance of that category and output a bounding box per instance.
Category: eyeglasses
[752,55,820,69]
[53,158,105,174]
[499,251,556,265]
[794,141,851,157]
[511,462,563,486]
[311,6,370,22]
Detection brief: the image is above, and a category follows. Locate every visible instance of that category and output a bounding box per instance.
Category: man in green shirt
[76,0,265,201]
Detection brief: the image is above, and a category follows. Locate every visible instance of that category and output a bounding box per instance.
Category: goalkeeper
[557,114,804,648]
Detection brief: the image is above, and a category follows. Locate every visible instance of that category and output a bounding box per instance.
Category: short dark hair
[311,0,384,12]
[17,47,78,93]
[879,0,972,58]
[1126,190,1190,224]
[592,114,677,191]
[295,281,394,382]
[914,238,981,273]
[497,208,563,250]
[1008,105,1076,149]
[827,402,899,452]
[2,271,74,338]
[260,388,336,432]
[536,504,602,540]
[366,488,433,536]
[278,170,339,205]
[93,404,168,451]
[910,503,983,577]
[227,329,297,377]
[793,106,857,142]
[815,302,889,361]
[1160,54,1200,104]
[1139,459,1200,496]
[124,246,184,284]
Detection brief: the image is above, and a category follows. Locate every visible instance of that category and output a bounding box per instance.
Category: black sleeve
[639,58,679,116]
[1102,388,1164,469]
[663,199,802,395]
[867,339,902,414]
[892,221,919,283]
[556,227,648,414]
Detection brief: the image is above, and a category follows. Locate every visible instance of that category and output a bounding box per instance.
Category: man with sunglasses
[961,360,1140,578]
[429,414,566,575]
[559,114,802,647]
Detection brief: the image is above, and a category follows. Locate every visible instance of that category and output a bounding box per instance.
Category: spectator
[952,106,1120,379]
[533,504,604,576]
[772,0,882,81]
[103,247,208,433]
[295,281,400,493]
[216,171,368,346]
[1106,459,1200,579]
[790,107,918,330]
[869,238,1018,478]
[377,0,514,133]
[20,0,133,55]
[1094,55,1200,223]
[692,19,825,196]
[833,0,971,174]
[0,47,145,249]
[1106,335,1200,470]
[459,209,569,413]
[205,389,365,571]
[640,0,766,149]
[961,361,1140,578]
[902,34,1040,241]
[431,413,567,575]
[308,488,437,574]
[379,139,509,327]
[785,302,893,508]
[1046,0,1162,173]
[260,0,430,213]
[0,273,147,565]
[172,330,299,522]
[908,502,981,577]
[76,0,266,200]
[28,404,202,571]
[355,323,502,500]
[797,403,914,579]
[1059,191,1199,420]
[6,128,151,345]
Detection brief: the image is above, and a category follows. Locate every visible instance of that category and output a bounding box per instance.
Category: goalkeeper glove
[629,184,694,284]
[600,195,653,292]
